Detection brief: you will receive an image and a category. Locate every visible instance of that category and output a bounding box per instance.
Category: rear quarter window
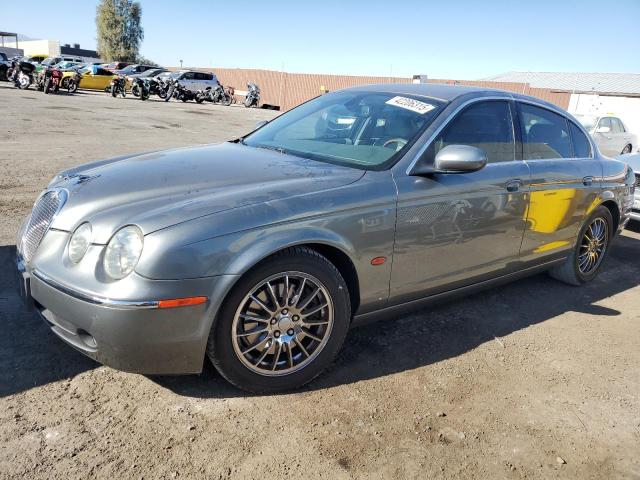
[569,122,592,158]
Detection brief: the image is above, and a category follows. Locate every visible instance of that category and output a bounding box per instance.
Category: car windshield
[243,91,445,170]
[140,68,164,77]
[575,114,598,131]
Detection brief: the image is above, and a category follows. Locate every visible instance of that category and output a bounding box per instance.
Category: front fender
[136,170,398,313]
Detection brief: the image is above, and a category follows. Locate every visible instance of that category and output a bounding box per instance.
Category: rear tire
[207,247,351,393]
[548,205,613,285]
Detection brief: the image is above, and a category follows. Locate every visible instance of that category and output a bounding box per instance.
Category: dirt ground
[1,83,639,480]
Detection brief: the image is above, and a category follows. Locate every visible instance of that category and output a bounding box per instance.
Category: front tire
[44,78,50,94]
[207,247,351,393]
[548,205,613,285]
[164,86,174,102]
[110,85,117,97]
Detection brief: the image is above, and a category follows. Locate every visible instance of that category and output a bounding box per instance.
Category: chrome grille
[21,189,67,263]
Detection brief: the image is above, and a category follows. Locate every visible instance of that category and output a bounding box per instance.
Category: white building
[484,71,640,137]
[1,38,101,63]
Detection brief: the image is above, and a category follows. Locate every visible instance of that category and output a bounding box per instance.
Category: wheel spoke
[241,335,270,355]
[239,313,270,323]
[250,294,276,315]
[302,328,323,343]
[299,287,320,311]
[271,343,282,370]
[294,338,310,358]
[284,275,291,307]
[254,344,272,366]
[266,282,280,309]
[302,302,328,318]
[237,326,268,338]
[286,343,294,368]
[292,278,306,307]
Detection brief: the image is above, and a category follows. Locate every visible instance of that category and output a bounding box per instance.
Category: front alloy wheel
[208,247,351,393]
[232,272,334,376]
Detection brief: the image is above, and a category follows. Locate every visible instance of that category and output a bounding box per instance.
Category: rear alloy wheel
[208,247,351,393]
[549,206,612,285]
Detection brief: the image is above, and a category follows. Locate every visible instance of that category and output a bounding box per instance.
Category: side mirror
[255,120,268,130]
[595,126,611,134]
[412,144,487,175]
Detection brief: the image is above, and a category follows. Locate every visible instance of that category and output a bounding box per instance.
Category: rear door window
[519,103,572,159]
[610,118,623,133]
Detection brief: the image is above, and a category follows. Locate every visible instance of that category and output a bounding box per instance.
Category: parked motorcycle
[110,74,127,98]
[66,70,82,93]
[164,79,196,102]
[43,66,63,94]
[212,84,233,106]
[131,77,150,100]
[155,77,173,100]
[163,78,178,102]
[244,82,260,107]
[13,60,36,90]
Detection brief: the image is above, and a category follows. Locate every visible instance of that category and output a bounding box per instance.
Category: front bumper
[17,254,235,375]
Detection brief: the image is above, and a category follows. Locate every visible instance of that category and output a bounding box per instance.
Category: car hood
[48,142,365,243]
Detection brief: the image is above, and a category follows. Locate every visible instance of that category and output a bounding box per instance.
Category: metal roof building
[483,71,640,96]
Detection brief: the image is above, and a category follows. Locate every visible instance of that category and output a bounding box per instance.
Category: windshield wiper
[252,144,287,154]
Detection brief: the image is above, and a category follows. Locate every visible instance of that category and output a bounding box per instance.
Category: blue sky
[3,0,639,78]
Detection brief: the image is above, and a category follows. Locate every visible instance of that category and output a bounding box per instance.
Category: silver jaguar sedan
[16,84,636,392]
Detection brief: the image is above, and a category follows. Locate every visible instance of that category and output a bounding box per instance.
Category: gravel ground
[1,83,639,480]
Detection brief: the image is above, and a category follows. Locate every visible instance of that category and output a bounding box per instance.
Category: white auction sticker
[385,96,436,115]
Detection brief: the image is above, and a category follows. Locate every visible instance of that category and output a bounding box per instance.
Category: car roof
[343,83,509,101]
[343,83,568,114]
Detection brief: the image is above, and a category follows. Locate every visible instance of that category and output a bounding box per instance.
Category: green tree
[96,0,144,62]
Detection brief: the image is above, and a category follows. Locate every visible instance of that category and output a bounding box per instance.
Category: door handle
[505,179,522,192]
[583,176,594,186]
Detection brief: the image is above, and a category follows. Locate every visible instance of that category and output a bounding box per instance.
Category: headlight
[103,225,144,279]
[16,214,30,255]
[68,222,92,263]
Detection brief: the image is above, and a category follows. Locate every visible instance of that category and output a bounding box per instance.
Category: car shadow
[1,230,638,399]
[0,246,98,398]
[159,230,640,398]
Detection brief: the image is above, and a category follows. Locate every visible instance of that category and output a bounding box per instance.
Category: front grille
[635,174,640,188]
[21,189,67,263]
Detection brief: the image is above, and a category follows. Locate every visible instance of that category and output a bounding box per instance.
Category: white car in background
[576,114,637,156]
[170,70,219,92]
